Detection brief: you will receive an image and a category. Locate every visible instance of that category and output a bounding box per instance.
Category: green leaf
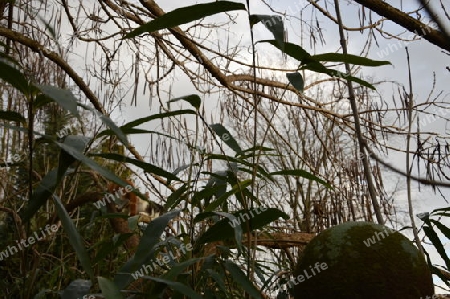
[53,195,95,281]
[215,211,243,252]
[93,233,134,263]
[93,153,181,182]
[205,269,227,293]
[169,94,201,110]
[205,180,252,212]
[99,128,182,145]
[79,103,129,147]
[423,222,450,271]
[165,184,189,210]
[125,1,246,38]
[120,109,196,129]
[286,72,304,92]
[57,135,88,178]
[22,137,82,221]
[36,85,80,117]
[21,170,58,222]
[33,94,53,110]
[192,172,227,206]
[206,154,272,179]
[55,140,132,190]
[98,277,124,299]
[310,53,391,67]
[0,59,31,94]
[270,169,332,189]
[145,277,202,299]
[259,40,311,63]
[0,110,26,123]
[430,219,450,240]
[223,260,262,299]
[249,15,284,50]
[195,208,288,245]
[261,40,376,90]
[210,124,242,154]
[114,210,180,289]
[162,258,203,280]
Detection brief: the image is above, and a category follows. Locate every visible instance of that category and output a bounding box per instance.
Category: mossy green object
[293,221,434,299]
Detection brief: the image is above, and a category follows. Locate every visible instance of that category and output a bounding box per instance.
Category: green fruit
[293,221,434,299]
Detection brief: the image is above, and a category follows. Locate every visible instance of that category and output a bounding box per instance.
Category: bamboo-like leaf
[205,180,252,212]
[0,110,26,123]
[55,140,132,189]
[114,210,180,289]
[261,40,376,90]
[423,222,450,271]
[162,258,203,280]
[210,123,242,154]
[53,195,95,282]
[165,184,189,210]
[286,72,304,92]
[125,1,246,38]
[21,169,58,222]
[223,260,262,299]
[93,153,181,181]
[206,154,272,179]
[195,208,288,245]
[36,85,80,117]
[169,94,202,110]
[311,53,391,66]
[249,15,284,49]
[145,277,202,299]
[259,40,311,63]
[120,109,196,129]
[0,59,31,95]
[79,103,129,147]
[98,277,124,299]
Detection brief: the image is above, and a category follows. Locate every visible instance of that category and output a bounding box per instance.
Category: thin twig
[405,47,423,255]
[333,0,384,224]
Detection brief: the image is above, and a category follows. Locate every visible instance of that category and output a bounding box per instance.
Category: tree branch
[354,0,450,52]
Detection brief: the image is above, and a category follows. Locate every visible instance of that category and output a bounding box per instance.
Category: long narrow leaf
[0,110,26,123]
[121,109,196,129]
[98,277,124,299]
[36,85,80,117]
[114,210,180,289]
[249,15,284,49]
[311,53,391,67]
[145,277,202,299]
[195,208,288,245]
[125,1,246,38]
[53,195,94,281]
[169,94,201,110]
[0,59,31,94]
[210,123,242,154]
[223,260,262,299]
[93,153,181,181]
